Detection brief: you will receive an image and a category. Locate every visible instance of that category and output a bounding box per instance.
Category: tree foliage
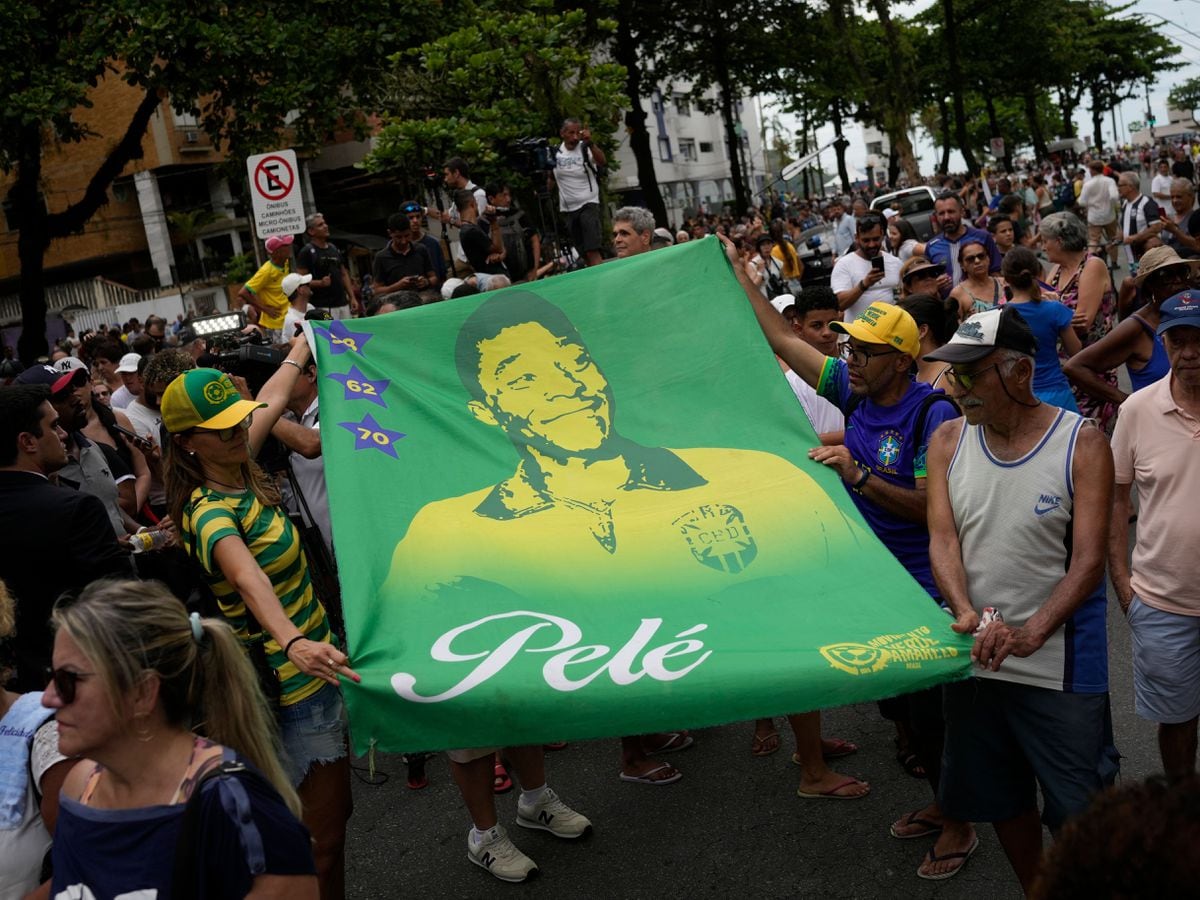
[3,0,432,362]
[1168,77,1200,115]
[365,0,627,187]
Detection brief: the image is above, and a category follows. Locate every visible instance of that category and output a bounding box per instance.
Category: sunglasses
[944,363,1000,391]
[962,254,988,264]
[192,418,251,442]
[46,666,93,705]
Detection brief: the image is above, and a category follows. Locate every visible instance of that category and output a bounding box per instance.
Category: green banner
[313,238,971,753]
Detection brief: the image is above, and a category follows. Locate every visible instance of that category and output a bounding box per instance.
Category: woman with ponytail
[1001,247,1083,412]
[43,579,316,898]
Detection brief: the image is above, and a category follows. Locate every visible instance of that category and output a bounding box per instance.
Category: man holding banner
[728,235,977,880]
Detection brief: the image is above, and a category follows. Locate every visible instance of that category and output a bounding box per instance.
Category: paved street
[344,586,1159,898]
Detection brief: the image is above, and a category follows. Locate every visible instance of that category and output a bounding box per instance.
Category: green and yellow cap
[830,301,921,358]
[160,368,265,434]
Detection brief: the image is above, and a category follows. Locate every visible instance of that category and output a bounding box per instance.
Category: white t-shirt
[124,399,161,448]
[284,306,306,338]
[282,397,333,559]
[110,385,134,409]
[786,370,844,435]
[1151,172,1173,200]
[554,142,600,212]
[0,717,64,898]
[1079,174,1118,225]
[830,251,901,321]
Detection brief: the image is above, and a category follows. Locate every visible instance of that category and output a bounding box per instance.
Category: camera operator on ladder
[549,118,607,268]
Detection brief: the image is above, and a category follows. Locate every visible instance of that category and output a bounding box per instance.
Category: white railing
[0,276,161,323]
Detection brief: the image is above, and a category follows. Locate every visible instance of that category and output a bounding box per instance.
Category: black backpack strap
[913,392,960,466]
[170,760,273,900]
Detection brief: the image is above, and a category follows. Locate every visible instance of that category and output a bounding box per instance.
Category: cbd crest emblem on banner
[673,503,757,575]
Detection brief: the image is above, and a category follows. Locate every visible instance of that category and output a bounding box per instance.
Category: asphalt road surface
[343,586,1160,899]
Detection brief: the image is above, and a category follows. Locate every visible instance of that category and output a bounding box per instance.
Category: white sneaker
[466,825,538,883]
[516,787,593,839]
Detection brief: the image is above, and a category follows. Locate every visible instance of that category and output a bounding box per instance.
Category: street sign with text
[246,149,305,238]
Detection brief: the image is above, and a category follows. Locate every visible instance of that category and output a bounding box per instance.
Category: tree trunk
[937,95,952,174]
[983,95,1012,172]
[830,101,851,195]
[15,125,50,365]
[941,0,979,174]
[1090,85,1105,152]
[885,114,921,184]
[1023,89,1049,162]
[1057,88,1077,138]
[14,86,162,363]
[887,145,900,187]
[613,7,669,227]
[712,39,750,215]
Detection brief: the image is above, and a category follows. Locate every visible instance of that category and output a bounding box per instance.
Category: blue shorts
[1128,595,1200,724]
[939,678,1109,831]
[277,682,348,787]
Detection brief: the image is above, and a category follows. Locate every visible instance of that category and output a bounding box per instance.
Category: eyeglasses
[943,363,1000,391]
[192,417,251,442]
[962,254,988,264]
[45,666,93,705]
[844,346,902,366]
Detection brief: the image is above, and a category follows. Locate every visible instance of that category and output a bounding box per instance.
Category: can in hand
[974,606,1004,636]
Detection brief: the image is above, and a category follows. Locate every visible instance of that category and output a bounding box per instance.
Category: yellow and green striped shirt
[183,486,331,706]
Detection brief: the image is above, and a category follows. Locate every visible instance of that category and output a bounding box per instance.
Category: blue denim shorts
[277,682,348,787]
[1128,595,1200,724]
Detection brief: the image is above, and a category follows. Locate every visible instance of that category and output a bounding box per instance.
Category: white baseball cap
[282,272,313,298]
[54,356,89,375]
[115,352,141,374]
[770,294,796,314]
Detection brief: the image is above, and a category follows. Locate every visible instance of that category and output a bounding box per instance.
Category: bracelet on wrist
[281,359,304,372]
[851,467,871,492]
[283,635,306,656]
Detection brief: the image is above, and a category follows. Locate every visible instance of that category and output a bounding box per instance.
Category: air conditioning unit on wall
[185,131,200,144]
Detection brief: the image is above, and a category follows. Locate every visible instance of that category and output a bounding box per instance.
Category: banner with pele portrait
[312,238,972,753]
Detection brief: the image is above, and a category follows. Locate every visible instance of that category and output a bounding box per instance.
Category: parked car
[871,187,938,242]
[795,224,834,287]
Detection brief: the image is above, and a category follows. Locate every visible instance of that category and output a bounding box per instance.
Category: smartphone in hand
[871,255,885,272]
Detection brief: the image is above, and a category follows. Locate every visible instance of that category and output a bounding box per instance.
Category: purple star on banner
[339,414,406,458]
[318,320,373,356]
[328,366,390,408]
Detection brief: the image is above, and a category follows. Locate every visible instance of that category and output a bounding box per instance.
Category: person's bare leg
[787,712,868,797]
[1159,717,1199,780]
[993,807,1043,894]
[449,754,498,829]
[297,757,352,900]
[506,745,546,791]
[752,718,780,755]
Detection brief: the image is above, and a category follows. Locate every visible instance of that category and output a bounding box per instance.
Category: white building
[608,82,765,224]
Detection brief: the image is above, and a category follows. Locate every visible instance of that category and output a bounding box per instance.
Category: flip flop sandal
[619,763,683,785]
[896,749,927,779]
[751,732,781,757]
[493,758,513,794]
[796,777,870,800]
[822,738,859,760]
[890,810,943,840]
[916,835,980,880]
[644,732,694,754]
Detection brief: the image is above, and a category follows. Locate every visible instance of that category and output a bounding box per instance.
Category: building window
[699,141,713,153]
[678,138,698,162]
[172,107,200,128]
[657,135,672,162]
[674,95,691,117]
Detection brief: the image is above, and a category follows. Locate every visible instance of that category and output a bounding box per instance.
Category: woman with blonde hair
[162,338,356,898]
[44,579,316,898]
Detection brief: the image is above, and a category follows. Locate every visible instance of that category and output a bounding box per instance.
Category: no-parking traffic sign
[246,148,305,238]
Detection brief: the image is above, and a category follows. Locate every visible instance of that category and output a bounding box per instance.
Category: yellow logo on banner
[820,626,959,676]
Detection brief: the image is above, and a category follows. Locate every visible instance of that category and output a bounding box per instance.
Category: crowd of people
[1,128,1199,897]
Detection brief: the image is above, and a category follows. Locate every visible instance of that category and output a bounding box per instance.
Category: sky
[770,0,1200,177]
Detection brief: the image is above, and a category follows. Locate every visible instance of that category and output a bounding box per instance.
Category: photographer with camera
[549,118,607,267]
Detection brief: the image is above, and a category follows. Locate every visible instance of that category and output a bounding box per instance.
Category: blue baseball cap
[1157,290,1200,335]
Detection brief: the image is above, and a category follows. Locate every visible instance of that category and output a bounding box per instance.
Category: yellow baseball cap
[831,302,920,358]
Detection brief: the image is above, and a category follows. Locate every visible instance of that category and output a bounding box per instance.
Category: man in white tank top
[924,306,1115,895]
